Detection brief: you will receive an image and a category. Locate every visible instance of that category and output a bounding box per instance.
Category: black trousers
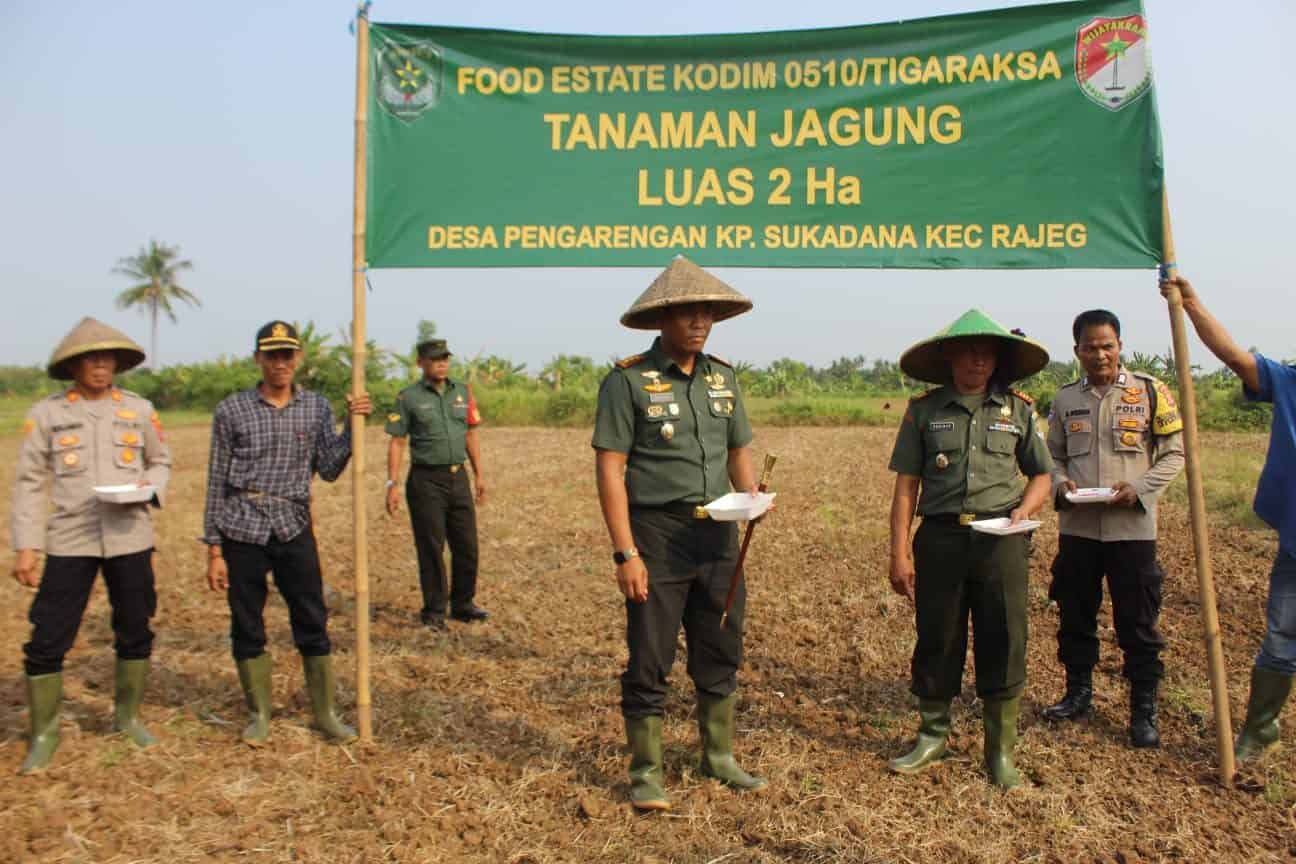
[1049,535,1166,684]
[223,529,331,661]
[406,465,479,619]
[911,521,1029,701]
[621,508,743,720]
[23,549,156,676]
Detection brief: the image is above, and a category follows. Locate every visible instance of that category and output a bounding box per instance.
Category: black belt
[411,463,463,473]
[922,510,1013,526]
[633,501,710,520]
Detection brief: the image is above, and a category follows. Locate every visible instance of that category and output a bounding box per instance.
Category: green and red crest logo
[1075,15,1151,111]
[375,41,443,123]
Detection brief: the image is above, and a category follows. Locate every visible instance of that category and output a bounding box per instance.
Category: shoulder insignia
[22,417,35,438]
[1131,370,1158,383]
[707,353,734,369]
[387,413,401,423]
[1009,389,1035,405]
[1059,379,1083,390]
[909,388,938,402]
[615,353,647,369]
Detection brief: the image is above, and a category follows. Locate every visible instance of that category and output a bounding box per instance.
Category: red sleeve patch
[467,390,482,426]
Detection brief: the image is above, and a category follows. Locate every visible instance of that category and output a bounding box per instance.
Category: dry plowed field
[1,425,1289,863]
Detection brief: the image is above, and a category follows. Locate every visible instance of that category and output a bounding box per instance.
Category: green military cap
[620,255,753,330]
[417,338,452,359]
[47,317,146,380]
[900,309,1049,385]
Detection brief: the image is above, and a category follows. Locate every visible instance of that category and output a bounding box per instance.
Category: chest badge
[646,404,666,419]
[1121,395,1141,405]
[58,434,79,447]
[116,408,138,420]
[63,452,79,467]
[1124,386,1143,397]
[668,403,680,417]
[660,422,675,441]
[120,449,137,464]
[1121,431,1139,446]
[935,453,949,470]
[1000,404,1011,418]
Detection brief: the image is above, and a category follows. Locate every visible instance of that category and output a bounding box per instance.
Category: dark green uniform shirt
[889,386,1052,516]
[592,338,753,508]
[385,378,479,466]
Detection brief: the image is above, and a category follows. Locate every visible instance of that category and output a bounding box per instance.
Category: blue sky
[3,0,1292,373]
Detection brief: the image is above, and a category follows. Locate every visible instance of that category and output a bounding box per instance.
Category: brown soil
[0,426,1290,863]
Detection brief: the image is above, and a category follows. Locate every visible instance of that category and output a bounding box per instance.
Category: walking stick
[720,453,777,630]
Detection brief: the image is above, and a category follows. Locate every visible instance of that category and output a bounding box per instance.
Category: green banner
[366,0,1162,269]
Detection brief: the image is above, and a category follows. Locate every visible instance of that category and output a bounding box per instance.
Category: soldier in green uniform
[385,338,488,630]
[593,256,767,811]
[886,310,1053,788]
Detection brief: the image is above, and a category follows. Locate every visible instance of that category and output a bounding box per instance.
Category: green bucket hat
[899,309,1049,385]
[620,255,753,330]
[47,317,146,380]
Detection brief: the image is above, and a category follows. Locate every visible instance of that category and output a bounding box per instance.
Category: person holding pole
[593,255,766,811]
[384,337,488,631]
[203,321,371,747]
[10,318,171,774]
[1042,310,1185,747]
[1163,274,1296,764]
[886,311,1053,788]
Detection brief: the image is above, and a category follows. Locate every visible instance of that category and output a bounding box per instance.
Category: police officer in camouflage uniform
[1043,309,1185,748]
[10,318,171,774]
[593,256,767,811]
[385,338,488,630]
[887,310,1053,788]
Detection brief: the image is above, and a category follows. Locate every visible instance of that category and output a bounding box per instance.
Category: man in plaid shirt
[203,321,371,747]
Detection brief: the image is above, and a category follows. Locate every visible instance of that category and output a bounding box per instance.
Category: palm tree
[113,239,198,368]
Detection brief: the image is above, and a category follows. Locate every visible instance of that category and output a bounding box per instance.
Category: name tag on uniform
[928,421,955,432]
[988,422,1020,434]
[707,389,735,399]
[1063,408,1090,418]
[649,392,675,404]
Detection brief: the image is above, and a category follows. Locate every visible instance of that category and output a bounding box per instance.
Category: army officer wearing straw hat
[886,310,1053,788]
[10,318,171,774]
[593,255,767,811]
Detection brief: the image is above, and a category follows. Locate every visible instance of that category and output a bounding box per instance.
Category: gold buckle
[450,464,461,473]
[694,506,709,520]
[958,513,977,526]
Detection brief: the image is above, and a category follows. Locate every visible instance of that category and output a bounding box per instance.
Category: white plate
[969,517,1041,536]
[703,492,777,522]
[1065,487,1117,503]
[93,484,157,504]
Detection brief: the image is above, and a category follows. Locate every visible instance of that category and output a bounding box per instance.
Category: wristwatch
[612,548,639,565]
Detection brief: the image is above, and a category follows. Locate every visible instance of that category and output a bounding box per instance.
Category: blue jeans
[1258,551,1296,674]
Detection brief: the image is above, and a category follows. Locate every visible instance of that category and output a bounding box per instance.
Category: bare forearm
[465,429,483,476]
[1019,474,1052,516]
[890,475,919,559]
[595,452,635,551]
[1181,297,1260,391]
[727,447,756,491]
[386,437,406,482]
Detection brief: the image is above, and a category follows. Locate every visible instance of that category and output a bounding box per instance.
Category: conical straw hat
[899,309,1049,385]
[47,317,146,380]
[620,255,753,330]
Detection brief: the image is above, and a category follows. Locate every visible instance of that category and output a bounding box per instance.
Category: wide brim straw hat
[619,255,753,330]
[47,317,146,380]
[899,308,1049,385]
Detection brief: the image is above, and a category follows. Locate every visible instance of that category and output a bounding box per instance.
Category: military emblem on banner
[1074,15,1152,111]
[375,40,443,123]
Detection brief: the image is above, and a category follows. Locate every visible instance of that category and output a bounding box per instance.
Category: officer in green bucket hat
[885,309,1054,788]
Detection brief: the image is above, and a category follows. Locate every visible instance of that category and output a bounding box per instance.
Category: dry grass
[0,425,1290,863]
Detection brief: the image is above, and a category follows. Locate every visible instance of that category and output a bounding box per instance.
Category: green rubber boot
[302,654,357,743]
[888,699,952,775]
[112,659,157,748]
[626,715,670,811]
[983,697,1022,789]
[20,673,62,775]
[697,693,767,792]
[236,654,273,747]
[1235,666,1295,764]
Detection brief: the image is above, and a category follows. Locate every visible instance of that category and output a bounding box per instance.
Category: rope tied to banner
[348,1,372,35]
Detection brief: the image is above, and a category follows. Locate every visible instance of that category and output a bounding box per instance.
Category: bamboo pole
[350,6,373,744]
[1160,190,1233,786]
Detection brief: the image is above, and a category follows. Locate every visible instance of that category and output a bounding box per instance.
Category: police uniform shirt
[889,386,1052,516]
[385,378,481,466]
[592,337,752,508]
[1047,368,1185,542]
[11,388,170,557]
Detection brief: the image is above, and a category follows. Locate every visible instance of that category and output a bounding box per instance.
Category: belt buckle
[693,506,709,520]
[958,513,976,526]
[450,464,460,473]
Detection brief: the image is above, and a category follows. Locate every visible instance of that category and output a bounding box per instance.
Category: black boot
[1129,681,1160,748]
[1041,667,1093,722]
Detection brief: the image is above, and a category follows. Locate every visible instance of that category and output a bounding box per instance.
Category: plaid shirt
[203,386,352,545]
